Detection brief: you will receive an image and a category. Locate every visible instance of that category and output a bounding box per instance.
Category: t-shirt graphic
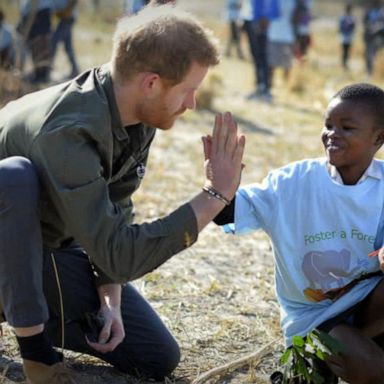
[302,248,352,302]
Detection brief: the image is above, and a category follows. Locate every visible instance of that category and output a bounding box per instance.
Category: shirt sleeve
[225,171,279,235]
[30,128,198,283]
[213,198,235,225]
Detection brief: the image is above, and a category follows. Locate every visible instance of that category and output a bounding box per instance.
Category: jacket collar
[97,63,129,142]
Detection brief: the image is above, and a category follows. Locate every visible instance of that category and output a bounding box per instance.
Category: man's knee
[0,156,38,186]
[152,336,180,379]
[116,334,181,380]
[0,156,39,205]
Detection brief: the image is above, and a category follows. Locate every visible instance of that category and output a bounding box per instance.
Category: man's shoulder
[44,68,112,128]
[1,67,112,141]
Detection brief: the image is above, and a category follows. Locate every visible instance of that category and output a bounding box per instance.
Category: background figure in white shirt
[224,0,244,59]
[267,0,295,89]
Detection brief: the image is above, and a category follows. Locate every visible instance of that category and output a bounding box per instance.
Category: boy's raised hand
[202,112,245,201]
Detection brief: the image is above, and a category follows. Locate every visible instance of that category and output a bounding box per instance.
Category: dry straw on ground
[0,70,33,107]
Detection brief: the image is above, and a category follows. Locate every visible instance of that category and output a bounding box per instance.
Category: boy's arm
[213,198,235,225]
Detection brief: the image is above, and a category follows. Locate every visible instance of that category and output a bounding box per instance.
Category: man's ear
[141,72,162,98]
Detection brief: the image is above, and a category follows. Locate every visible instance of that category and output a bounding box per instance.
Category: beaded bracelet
[202,186,231,206]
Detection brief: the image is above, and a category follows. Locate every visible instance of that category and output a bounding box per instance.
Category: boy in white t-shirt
[211,83,384,383]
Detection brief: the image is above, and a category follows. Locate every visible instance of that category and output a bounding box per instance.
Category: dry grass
[1,1,384,383]
[0,70,33,107]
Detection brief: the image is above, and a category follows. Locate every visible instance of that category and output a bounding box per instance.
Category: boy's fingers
[233,135,246,165]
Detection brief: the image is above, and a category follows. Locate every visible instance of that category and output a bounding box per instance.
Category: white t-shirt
[268,0,295,44]
[225,158,384,345]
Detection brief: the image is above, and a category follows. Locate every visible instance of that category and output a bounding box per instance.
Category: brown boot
[23,359,80,384]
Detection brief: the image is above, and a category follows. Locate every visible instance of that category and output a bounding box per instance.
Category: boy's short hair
[333,83,384,129]
[111,3,220,85]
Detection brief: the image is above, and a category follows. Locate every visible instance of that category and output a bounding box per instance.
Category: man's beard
[136,98,185,130]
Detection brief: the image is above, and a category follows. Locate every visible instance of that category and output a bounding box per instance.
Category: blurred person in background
[267,0,295,96]
[124,0,146,15]
[339,3,356,71]
[51,0,79,79]
[124,0,173,14]
[363,0,384,77]
[156,0,176,4]
[240,0,259,93]
[292,0,312,61]
[0,3,244,384]
[17,0,54,83]
[0,8,15,70]
[224,0,245,60]
[246,0,280,102]
[93,0,99,12]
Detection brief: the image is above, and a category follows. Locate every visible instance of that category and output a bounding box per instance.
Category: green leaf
[279,329,346,383]
[312,329,344,355]
[315,349,325,360]
[296,355,308,376]
[292,335,305,348]
[280,348,292,364]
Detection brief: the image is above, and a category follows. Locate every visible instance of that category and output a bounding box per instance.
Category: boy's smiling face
[321,96,384,185]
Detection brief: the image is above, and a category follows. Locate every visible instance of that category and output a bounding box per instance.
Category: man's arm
[30,113,244,283]
[213,198,235,226]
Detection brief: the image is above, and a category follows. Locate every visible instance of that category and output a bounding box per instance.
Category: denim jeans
[0,156,179,379]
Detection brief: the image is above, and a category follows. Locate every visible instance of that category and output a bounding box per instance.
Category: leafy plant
[275,329,344,384]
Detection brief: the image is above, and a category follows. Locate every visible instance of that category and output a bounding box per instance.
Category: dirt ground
[0,0,379,383]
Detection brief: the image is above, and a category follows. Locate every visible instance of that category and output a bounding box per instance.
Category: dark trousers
[0,156,180,380]
[365,39,377,76]
[0,46,14,69]
[243,20,258,86]
[342,42,351,69]
[254,29,269,93]
[51,17,79,77]
[19,8,52,82]
[242,20,269,93]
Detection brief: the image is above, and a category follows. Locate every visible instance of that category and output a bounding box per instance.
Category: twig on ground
[191,339,277,384]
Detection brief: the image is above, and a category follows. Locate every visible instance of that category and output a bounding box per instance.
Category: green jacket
[0,64,198,285]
